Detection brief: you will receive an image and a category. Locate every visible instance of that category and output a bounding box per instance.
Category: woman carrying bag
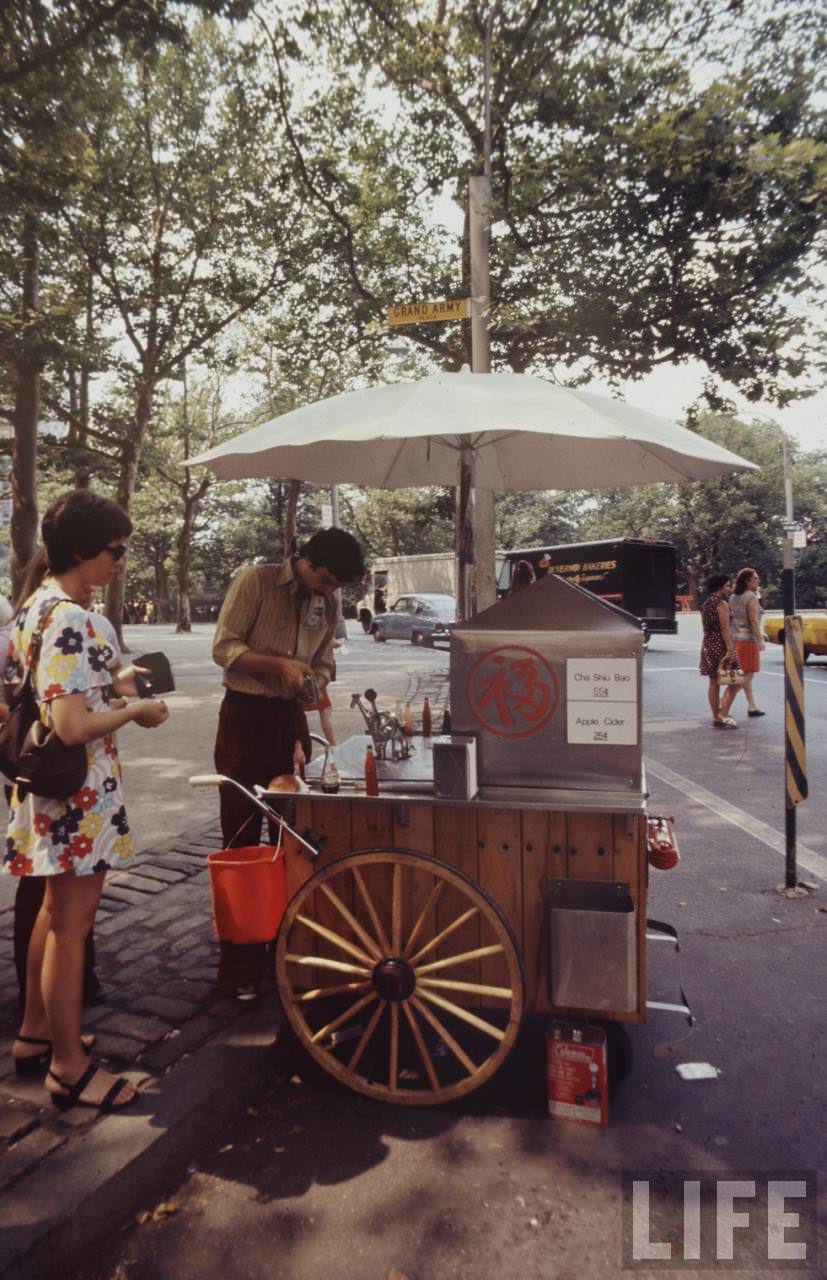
[698,573,739,728]
[3,490,169,1113]
[728,567,766,717]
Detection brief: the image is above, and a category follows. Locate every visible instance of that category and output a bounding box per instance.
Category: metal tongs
[189,773,320,858]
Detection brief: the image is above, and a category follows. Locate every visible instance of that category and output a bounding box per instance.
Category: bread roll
[266,773,307,794]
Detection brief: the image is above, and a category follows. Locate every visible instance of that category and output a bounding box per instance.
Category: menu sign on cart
[566,658,638,745]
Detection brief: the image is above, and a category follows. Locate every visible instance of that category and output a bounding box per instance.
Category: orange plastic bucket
[207,845,288,944]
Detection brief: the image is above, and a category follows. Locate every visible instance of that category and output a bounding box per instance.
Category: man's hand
[277,656,312,695]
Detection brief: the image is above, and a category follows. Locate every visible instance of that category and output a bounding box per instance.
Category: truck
[357,550,505,630]
[496,538,678,641]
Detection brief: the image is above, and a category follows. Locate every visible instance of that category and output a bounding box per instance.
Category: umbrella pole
[468,168,497,615]
[457,448,473,622]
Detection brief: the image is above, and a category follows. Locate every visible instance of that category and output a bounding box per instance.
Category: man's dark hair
[42,489,132,574]
[705,572,729,595]
[300,527,365,583]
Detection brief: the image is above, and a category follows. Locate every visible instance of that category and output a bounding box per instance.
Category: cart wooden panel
[285,796,648,1023]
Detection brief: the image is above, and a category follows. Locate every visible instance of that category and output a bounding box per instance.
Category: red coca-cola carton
[546,1019,608,1127]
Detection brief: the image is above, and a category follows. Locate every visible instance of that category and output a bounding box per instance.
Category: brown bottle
[403,702,414,737]
[364,744,378,796]
[421,696,432,738]
[440,706,451,734]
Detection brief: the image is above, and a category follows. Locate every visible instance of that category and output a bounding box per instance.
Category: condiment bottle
[403,701,414,737]
[364,744,378,796]
[321,745,340,794]
[441,706,451,734]
[421,696,432,738]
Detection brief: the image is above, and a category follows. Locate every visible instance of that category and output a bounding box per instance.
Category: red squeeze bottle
[422,696,432,738]
[364,744,378,796]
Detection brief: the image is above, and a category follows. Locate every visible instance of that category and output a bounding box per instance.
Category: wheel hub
[372,957,416,1002]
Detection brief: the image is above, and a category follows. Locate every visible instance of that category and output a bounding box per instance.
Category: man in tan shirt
[212,527,365,998]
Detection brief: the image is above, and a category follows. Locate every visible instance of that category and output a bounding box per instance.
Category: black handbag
[0,597,88,801]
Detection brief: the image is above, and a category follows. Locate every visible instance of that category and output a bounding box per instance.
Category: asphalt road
[61,616,827,1280]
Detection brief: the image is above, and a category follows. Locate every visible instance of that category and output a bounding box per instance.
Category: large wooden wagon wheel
[275,849,525,1105]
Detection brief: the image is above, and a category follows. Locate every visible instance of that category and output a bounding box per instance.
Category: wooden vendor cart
[273,575,652,1107]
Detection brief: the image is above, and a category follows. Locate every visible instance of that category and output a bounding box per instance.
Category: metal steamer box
[449,574,643,796]
[432,734,478,800]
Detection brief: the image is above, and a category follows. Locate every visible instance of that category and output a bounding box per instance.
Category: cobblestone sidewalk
[0,817,282,1279]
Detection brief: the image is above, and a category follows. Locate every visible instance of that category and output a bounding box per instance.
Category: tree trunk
[9,213,42,599]
[74,268,94,488]
[107,379,153,645]
[284,479,299,558]
[155,559,171,622]
[175,492,197,632]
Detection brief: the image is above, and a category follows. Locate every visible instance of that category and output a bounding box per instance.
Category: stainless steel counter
[305,734,648,814]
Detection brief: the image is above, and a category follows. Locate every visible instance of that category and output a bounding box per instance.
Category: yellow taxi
[763,610,827,660]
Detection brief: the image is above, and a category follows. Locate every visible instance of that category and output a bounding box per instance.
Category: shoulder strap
[16,595,76,691]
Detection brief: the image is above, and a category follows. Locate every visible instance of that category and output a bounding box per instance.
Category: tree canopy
[2,0,827,620]
[269,0,827,401]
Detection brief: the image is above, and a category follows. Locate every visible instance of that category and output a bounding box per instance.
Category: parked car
[763,610,827,660]
[372,593,456,646]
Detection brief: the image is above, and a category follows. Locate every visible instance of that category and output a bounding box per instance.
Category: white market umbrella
[188,371,757,489]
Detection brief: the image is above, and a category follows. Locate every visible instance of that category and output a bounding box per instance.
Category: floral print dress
[699,594,727,677]
[2,580,134,879]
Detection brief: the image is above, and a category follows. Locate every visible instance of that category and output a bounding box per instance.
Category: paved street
[2,615,826,1279]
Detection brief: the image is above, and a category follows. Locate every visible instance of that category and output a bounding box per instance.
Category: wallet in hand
[134,651,175,698]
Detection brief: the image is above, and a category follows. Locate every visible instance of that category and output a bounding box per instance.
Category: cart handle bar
[188,774,319,859]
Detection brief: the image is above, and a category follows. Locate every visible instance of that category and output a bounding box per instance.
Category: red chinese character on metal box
[466,645,559,738]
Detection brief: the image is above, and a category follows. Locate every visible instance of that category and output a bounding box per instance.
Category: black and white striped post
[784,614,807,887]
[781,437,808,890]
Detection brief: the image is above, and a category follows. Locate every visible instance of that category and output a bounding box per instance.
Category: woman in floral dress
[3,490,169,1113]
[699,573,738,728]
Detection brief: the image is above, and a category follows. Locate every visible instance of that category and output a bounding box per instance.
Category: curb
[0,1005,281,1280]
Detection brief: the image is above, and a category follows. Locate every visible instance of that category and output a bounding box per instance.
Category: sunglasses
[103,544,128,562]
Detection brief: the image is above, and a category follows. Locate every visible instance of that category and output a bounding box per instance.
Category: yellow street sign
[388,299,470,327]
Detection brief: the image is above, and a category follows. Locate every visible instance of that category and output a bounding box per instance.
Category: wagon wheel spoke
[310,992,378,1046]
[295,912,375,967]
[415,943,504,976]
[416,976,513,1000]
[352,866,391,954]
[402,878,445,960]
[348,1000,386,1071]
[389,1002,399,1093]
[285,953,370,978]
[408,906,479,967]
[391,862,402,953]
[415,988,506,1041]
[319,882,383,960]
[402,1001,440,1092]
[409,996,478,1076]
[297,981,372,1002]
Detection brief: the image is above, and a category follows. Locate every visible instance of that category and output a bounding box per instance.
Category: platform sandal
[47,1062,137,1114]
[13,1033,96,1078]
